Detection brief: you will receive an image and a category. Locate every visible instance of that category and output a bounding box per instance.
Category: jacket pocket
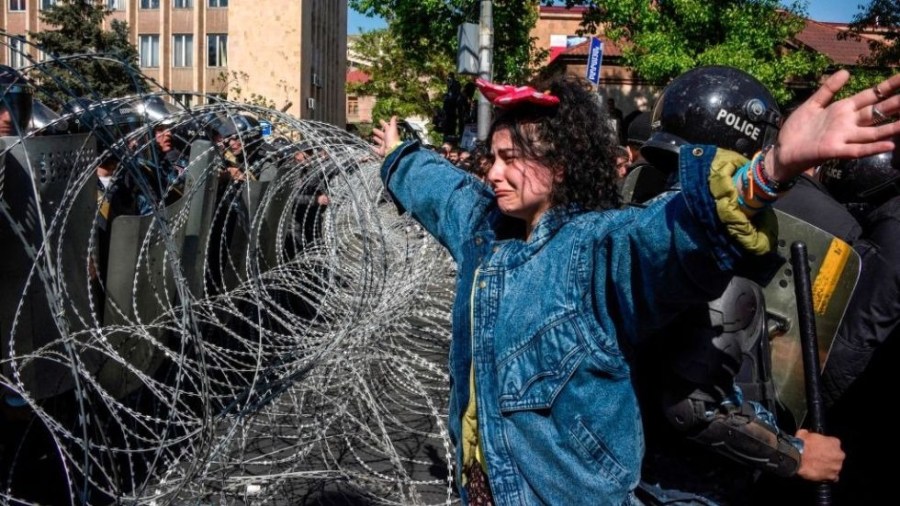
[569,415,632,489]
[496,313,585,412]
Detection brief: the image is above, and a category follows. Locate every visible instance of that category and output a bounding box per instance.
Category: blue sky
[347,0,861,35]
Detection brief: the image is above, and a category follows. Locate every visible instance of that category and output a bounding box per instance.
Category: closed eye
[496,149,520,162]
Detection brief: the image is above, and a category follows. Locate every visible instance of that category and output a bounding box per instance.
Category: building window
[208,0,227,7]
[172,34,193,67]
[140,0,159,9]
[139,34,160,68]
[347,96,359,116]
[174,0,193,8]
[107,0,124,10]
[173,93,193,108]
[9,0,25,12]
[40,0,56,10]
[207,34,227,67]
[9,36,27,69]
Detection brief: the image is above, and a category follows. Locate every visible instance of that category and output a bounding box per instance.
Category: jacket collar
[480,204,584,270]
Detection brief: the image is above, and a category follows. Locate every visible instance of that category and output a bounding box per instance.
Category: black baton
[790,241,832,506]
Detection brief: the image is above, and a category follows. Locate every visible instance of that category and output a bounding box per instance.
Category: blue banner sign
[586,37,604,85]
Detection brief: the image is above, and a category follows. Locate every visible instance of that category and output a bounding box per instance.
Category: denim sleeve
[381,142,491,259]
[605,145,778,343]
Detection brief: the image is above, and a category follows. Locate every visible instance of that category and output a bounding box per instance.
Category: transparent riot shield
[0,134,98,400]
[764,209,861,427]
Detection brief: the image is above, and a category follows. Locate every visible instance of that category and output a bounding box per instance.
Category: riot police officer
[1,65,35,412]
[68,99,147,305]
[632,65,844,505]
[209,112,267,181]
[817,143,900,504]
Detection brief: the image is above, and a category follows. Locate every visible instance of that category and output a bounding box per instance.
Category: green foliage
[551,0,831,103]
[842,0,900,68]
[27,0,146,108]
[834,67,896,99]
[348,28,449,123]
[348,0,546,124]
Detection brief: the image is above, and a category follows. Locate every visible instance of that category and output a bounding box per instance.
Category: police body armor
[637,275,802,483]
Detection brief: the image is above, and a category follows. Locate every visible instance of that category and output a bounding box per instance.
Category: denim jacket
[381,142,762,506]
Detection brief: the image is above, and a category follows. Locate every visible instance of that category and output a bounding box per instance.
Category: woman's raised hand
[770,71,900,181]
[373,116,400,158]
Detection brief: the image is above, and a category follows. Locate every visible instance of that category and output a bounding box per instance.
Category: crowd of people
[375,66,899,506]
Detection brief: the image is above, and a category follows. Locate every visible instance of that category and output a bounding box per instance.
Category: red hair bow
[475,78,560,108]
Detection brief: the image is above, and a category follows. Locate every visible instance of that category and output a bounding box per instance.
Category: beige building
[530,5,657,117]
[1,0,347,124]
[345,34,374,126]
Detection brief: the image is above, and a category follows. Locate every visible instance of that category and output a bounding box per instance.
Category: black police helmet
[138,95,179,123]
[61,97,97,133]
[626,111,651,147]
[210,113,263,145]
[79,99,144,152]
[820,139,899,211]
[30,99,69,134]
[642,66,781,168]
[0,64,34,135]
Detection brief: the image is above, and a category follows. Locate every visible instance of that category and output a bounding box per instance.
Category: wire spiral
[1,36,456,505]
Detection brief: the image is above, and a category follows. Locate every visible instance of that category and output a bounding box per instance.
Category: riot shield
[100,187,189,400]
[255,175,292,271]
[180,139,219,297]
[0,134,99,400]
[764,209,861,427]
[231,178,270,278]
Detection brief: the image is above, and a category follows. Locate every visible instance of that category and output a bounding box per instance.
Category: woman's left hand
[769,71,900,181]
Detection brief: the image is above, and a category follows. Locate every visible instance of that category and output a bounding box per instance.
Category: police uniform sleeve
[822,199,900,405]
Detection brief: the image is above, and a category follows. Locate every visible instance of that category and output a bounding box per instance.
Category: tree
[347,27,451,131]
[553,0,830,103]
[349,0,546,85]
[829,0,898,98]
[28,0,146,108]
[844,0,900,67]
[348,1,546,141]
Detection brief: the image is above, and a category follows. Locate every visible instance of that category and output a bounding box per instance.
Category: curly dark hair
[486,74,620,210]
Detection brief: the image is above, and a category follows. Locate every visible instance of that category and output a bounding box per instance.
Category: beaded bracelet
[735,163,776,202]
[750,159,779,200]
[733,162,776,213]
[754,144,797,193]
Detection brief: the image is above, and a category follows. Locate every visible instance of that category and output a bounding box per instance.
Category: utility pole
[477,0,493,142]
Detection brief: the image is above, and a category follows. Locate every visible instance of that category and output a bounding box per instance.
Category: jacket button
[475,237,483,245]
[479,281,486,289]
[692,147,704,157]
[492,246,499,253]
